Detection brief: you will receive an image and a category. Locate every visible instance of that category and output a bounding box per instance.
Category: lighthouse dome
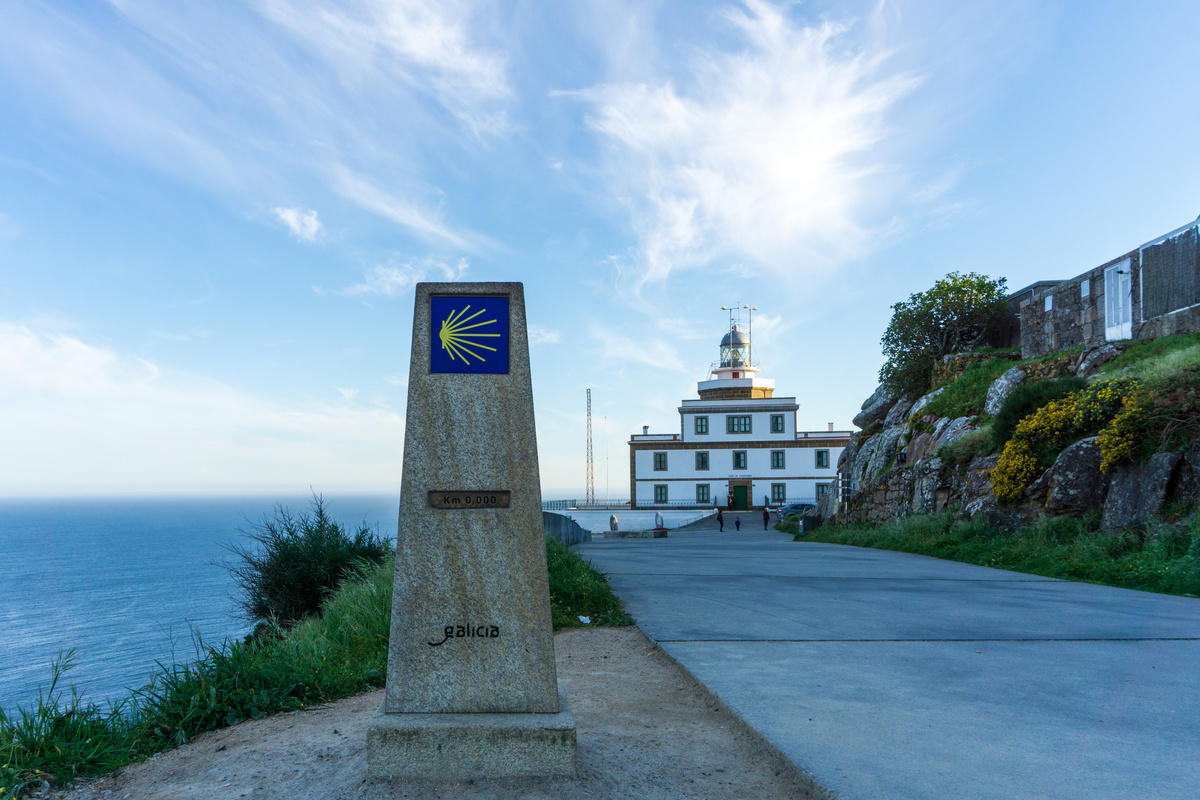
[720,325,751,346]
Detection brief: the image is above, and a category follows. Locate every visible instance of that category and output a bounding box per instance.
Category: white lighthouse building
[628,314,850,511]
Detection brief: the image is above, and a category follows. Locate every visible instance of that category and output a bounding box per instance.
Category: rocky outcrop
[883,396,915,427]
[1074,342,1129,379]
[853,385,896,429]
[984,367,1027,416]
[1025,437,1106,515]
[1102,452,1183,530]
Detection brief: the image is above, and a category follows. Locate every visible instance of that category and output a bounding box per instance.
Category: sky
[2,0,1199,499]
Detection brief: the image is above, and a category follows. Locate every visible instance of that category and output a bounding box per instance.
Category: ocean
[0,495,397,715]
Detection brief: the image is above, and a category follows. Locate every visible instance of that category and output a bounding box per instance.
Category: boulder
[864,426,906,481]
[853,384,896,429]
[1024,437,1106,515]
[883,396,915,427]
[908,388,945,419]
[930,416,977,452]
[1074,342,1129,379]
[1102,452,1184,530]
[961,454,1001,504]
[984,367,1028,416]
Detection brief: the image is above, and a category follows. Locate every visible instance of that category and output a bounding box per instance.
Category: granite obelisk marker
[367,282,576,779]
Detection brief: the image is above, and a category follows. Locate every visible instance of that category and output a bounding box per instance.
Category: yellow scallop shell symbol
[438,305,500,363]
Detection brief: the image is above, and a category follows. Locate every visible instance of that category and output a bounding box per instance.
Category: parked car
[778,502,815,518]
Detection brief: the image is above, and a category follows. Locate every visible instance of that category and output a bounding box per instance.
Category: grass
[779,512,1200,597]
[1,537,630,799]
[921,357,1017,421]
[1097,332,1200,379]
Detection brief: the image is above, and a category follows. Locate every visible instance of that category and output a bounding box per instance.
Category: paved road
[576,518,1200,800]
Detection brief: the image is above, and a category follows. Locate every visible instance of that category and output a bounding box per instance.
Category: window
[733,451,747,469]
[654,484,668,503]
[696,484,710,504]
[727,415,752,434]
[694,416,709,435]
[1081,279,1090,297]
[771,450,785,469]
[771,484,786,503]
[771,414,785,433]
[1044,295,1053,312]
[695,451,710,470]
[653,452,668,471]
[815,450,830,468]
[816,483,829,500]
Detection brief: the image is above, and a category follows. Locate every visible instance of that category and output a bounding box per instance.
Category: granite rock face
[1074,342,1129,379]
[883,396,915,427]
[908,387,944,419]
[1025,437,1106,515]
[853,384,896,429]
[1102,452,1183,530]
[984,367,1028,416]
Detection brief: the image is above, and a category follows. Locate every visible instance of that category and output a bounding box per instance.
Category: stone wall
[1020,220,1200,359]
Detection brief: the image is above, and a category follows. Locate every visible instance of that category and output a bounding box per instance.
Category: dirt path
[51,628,815,800]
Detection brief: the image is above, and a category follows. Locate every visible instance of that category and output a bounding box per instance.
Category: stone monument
[367,281,576,779]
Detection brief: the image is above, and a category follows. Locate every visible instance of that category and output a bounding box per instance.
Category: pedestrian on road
[762,507,770,530]
[734,516,741,531]
[716,509,724,531]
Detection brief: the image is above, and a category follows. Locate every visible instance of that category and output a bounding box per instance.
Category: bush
[221,495,393,627]
[990,376,1086,451]
[992,395,1080,503]
[878,272,1009,398]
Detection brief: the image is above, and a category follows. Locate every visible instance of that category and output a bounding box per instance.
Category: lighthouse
[628,310,850,511]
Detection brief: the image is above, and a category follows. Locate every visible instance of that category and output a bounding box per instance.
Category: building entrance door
[732,485,748,510]
[1105,259,1132,340]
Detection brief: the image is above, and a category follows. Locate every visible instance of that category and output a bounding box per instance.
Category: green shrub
[990,376,1086,451]
[221,495,392,627]
[1097,332,1200,377]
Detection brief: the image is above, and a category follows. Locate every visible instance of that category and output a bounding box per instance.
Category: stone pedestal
[367,282,575,779]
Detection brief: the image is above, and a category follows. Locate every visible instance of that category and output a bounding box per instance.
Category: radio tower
[585,389,595,505]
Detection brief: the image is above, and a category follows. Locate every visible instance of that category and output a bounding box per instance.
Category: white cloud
[0,321,404,494]
[527,324,561,345]
[590,323,687,372]
[340,256,468,297]
[336,387,359,399]
[0,1,506,244]
[273,206,323,242]
[567,0,921,291]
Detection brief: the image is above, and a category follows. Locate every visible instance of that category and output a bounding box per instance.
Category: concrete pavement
[576,517,1200,800]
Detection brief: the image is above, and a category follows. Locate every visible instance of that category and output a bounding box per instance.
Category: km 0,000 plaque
[428,491,512,509]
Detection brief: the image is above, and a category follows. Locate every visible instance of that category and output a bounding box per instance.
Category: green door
[732,485,748,511]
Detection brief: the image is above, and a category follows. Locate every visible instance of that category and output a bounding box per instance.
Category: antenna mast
[585,389,595,505]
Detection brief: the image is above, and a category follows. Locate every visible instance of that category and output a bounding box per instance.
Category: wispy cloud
[528,324,561,345]
[591,323,687,372]
[273,206,323,242]
[0,1,507,244]
[566,0,921,291]
[0,321,404,493]
[339,256,469,297]
[336,387,359,399]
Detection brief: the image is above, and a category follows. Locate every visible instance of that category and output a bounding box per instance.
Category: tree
[879,272,1009,398]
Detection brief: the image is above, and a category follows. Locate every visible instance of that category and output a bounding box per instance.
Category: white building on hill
[628,317,851,511]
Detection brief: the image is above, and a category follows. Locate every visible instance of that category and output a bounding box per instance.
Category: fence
[542,499,631,511]
[543,512,592,546]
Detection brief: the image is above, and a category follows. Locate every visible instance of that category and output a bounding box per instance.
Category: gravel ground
[49,627,818,800]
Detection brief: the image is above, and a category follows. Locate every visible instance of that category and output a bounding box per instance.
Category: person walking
[734,516,741,532]
[762,506,770,530]
[716,508,724,531]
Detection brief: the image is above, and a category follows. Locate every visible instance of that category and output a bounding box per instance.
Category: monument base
[366,685,577,780]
